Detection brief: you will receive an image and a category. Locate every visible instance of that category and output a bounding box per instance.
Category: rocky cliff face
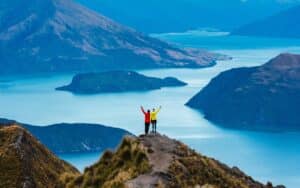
[65,134,283,188]
[186,53,300,132]
[0,0,219,74]
[0,124,79,188]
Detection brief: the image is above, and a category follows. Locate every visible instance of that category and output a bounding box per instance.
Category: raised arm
[155,106,162,114]
[141,106,146,115]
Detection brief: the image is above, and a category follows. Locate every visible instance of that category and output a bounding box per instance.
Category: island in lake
[186,53,300,132]
[56,71,187,94]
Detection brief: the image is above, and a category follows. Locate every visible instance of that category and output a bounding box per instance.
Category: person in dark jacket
[141,106,151,135]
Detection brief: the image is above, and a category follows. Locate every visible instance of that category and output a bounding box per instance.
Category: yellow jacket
[150,107,161,121]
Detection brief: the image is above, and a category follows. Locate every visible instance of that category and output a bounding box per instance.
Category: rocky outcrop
[186,53,300,132]
[0,124,79,188]
[56,71,187,94]
[0,0,220,74]
[65,134,284,188]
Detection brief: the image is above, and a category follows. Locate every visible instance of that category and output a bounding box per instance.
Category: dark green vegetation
[0,118,131,154]
[186,53,300,132]
[232,5,300,38]
[56,71,187,94]
[0,124,79,188]
[0,0,220,74]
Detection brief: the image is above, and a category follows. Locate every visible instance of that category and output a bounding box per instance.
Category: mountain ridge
[0,122,285,187]
[65,134,284,188]
[0,123,79,188]
[0,0,221,74]
[76,0,299,33]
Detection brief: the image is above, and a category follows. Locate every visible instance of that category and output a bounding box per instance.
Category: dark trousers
[151,120,157,133]
[145,122,150,135]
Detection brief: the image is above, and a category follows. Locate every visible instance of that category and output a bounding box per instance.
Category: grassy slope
[65,136,150,188]
[0,125,79,188]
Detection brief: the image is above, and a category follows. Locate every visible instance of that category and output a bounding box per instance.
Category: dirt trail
[126,133,178,188]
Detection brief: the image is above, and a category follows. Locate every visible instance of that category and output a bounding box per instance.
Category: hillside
[186,53,300,132]
[0,0,220,74]
[0,118,131,154]
[0,124,79,188]
[231,5,300,38]
[76,0,297,33]
[65,134,283,188]
[56,71,187,94]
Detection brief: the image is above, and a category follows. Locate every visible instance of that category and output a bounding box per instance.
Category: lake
[1,32,300,187]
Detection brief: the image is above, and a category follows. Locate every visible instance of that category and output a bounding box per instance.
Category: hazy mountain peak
[266,53,300,69]
[232,5,300,38]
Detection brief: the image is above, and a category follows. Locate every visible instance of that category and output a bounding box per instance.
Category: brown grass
[0,125,79,188]
[65,136,151,188]
[167,142,262,188]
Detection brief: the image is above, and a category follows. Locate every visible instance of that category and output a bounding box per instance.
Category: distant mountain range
[232,5,300,38]
[186,53,300,132]
[56,71,187,94]
[76,0,299,33]
[0,0,221,75]
[0,118,131,153]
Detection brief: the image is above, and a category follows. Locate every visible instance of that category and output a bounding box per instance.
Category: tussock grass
[0,125,79,188]
[65,137,151,188]
[167,142,259,188]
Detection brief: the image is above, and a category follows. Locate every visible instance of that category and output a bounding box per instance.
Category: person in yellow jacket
[150,106,161,134]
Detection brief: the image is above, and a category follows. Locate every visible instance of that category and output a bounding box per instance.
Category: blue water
[59,152,102,171]
[1,33,300,187]
[151,31,300,50]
